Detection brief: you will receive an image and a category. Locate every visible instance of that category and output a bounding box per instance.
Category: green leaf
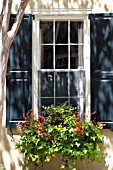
[69,128,73,133]
[45,156,51,162]
[60,165,65,169]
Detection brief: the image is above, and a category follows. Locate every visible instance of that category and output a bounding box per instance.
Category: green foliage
[15,103,104,170]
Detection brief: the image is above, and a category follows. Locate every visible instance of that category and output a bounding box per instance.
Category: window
[7,13,90,128]
[35,17,86,116]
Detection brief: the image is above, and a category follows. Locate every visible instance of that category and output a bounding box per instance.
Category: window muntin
[38,19,85,114]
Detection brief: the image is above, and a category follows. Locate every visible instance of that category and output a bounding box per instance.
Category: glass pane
[70,45,78,69]
[41,72,54,97]
[55,45,68,69]
[70,98,80,113]
[70,45,83,69]
[70,21,84,43]
[70,72,85,97]
[41,45,53,69]
[55,98,68,105]
[40,21,53,44]
[55,72,68,97]
[55,21,68,44]
[70,72,79,97]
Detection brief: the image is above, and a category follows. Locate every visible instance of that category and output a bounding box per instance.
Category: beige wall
[1,0,113,170]
[11,0,113,13]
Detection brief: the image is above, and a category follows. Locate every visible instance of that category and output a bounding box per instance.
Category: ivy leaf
[60,165,65,169]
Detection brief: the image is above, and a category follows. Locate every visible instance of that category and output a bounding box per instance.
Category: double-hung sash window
[6,13,90,128]
[33,14,87,117]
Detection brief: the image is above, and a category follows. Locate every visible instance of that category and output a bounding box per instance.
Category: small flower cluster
[15,103,104,170]
[72,114,84,136]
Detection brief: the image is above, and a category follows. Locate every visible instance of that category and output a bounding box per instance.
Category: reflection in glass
[55,21,68,44]
[40,21,53,44]
[70,45,83,69]
[70,72,79,97]
[41,45,53,69]
[70,72,84,97]
[70,45,78,69]
[41,72,54,97]
[55,72,68,97]
[55,45,68,69]
[41,98,54,116]
[70,21,84,43]
[70,98,80,113]
[55,98,68,105]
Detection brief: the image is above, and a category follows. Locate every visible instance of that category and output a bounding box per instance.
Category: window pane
[70,72,85,97]
[41,98,54,106]
[41,45,53,69]
[55,98,68,105]
[70,45,78,69]
[55,72,68,97]
[70,98,80,113]
[70,72,79,97]
[70,21,84,43]
[40,21,53,44]
[41,98,54,116]
[70,45,83,69]
[55,45,68,69]
[41,72,54,97]
[55,21,68,44]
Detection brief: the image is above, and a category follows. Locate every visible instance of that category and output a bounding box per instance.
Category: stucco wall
[10,0,113,13]
[1,0,113,170]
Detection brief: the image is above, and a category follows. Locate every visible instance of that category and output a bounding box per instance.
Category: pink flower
[43,132,46,136]
[98,125,103,130]
[81,130,84,135]
[91,111,96,115]
[74,131,77,135]
[36,130,41,134]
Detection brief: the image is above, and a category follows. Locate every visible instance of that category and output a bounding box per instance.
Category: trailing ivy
[15,103,104,169]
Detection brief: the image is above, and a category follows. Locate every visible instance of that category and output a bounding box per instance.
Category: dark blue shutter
[6,14,32,128]
[90,13,113,128]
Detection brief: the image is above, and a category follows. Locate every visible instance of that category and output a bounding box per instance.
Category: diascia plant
[15,103,104,170]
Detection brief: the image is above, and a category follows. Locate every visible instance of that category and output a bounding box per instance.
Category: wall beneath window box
[28,153,107,170]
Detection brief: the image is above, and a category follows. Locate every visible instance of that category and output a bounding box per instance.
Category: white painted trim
[35,14,88,21]
[32,13,90,119]
[32,17,39,117]
[31,8,92,16]
[84,16,90,120]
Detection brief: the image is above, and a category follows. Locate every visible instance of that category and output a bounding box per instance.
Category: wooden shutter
[6,14,32,128]
[90,13,113,128]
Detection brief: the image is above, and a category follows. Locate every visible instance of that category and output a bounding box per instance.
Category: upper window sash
[34,14,89,71]
[39,20,84,70]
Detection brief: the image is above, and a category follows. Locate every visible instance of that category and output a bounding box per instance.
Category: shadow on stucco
[26,0,113,12]
[0,127,23,170]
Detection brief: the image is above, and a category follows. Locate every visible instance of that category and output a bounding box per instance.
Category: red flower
[38,116,46,122]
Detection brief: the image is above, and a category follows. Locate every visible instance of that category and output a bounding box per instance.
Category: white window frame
[32,10,90,120]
